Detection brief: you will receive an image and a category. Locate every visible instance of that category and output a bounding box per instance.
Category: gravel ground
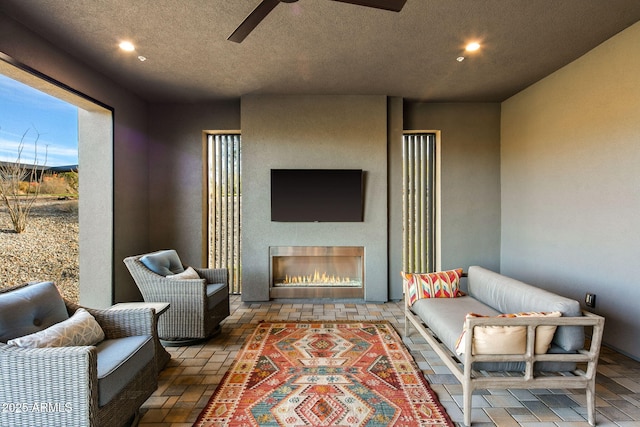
[0,198,79,303]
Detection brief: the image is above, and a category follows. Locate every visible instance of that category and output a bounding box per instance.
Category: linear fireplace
[270,246,364,299]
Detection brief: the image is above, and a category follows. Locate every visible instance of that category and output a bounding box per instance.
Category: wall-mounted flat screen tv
[271,169,364,222]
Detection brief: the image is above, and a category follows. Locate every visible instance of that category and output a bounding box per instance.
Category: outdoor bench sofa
[403,266,605,426]
[0,281,158,427]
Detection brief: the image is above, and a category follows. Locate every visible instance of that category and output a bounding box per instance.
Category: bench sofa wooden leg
[587,382,596,426]
[463,385,473,426]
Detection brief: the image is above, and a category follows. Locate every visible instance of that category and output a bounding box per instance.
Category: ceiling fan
[228,0,407,43]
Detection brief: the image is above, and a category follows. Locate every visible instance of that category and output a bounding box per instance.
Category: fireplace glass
[270,246,364,298]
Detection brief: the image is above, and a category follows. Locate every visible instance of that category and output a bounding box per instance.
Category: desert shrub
[60,171,79,194]
[14,181,38,194]
[39,175,69,195]
[18,181,31,194]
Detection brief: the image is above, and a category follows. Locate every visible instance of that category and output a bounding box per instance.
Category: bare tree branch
[0,127,48,233]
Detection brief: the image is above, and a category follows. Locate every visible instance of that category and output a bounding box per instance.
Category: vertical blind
[208,133,242,294]
[402,133,435,273]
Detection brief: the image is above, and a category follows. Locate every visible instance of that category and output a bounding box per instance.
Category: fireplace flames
[277,269,360,287]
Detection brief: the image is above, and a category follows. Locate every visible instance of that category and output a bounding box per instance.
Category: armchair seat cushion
[0,281,69,343]
[96,335,155,407]
[207,283,228,309]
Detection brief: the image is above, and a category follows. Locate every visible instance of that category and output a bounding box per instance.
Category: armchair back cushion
[0,282,69,343]
[139,249,185,276]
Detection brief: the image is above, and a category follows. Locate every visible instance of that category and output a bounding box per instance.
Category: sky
[0,73,78,167]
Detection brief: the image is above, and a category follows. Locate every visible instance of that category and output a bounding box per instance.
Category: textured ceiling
[2,0,640,103]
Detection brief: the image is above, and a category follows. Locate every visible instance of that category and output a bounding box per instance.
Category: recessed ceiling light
[119,41,135,52]
[456,56,465,62]
[137,56,147,62]
[465,42,481,52]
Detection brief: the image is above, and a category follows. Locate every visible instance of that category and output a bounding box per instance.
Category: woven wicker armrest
[0,343,98,411]
[65,300,155,339]
[152,277,208,296]
[194,267,228,285]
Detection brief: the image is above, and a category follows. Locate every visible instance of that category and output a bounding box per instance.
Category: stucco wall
[241,95,388,302]
[147,102,241,267]
[403,102,502,284]
[501,22,640,358]
[387,97,404,300]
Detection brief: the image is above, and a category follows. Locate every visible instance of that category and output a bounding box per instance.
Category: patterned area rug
[194,321,453,426]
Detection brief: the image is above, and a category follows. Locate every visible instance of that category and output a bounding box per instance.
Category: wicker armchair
[124,251,230,345]
[0,283,158,427]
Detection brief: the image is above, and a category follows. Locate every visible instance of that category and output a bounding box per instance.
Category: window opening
[207,133,242,294]
[1,53,114,307]
[402,133,436,272]
[0,73,79,301]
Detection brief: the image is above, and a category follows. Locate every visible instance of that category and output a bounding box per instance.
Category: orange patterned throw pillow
[401,269,464,306]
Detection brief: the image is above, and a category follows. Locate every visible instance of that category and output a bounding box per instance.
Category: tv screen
[271,169,364,222]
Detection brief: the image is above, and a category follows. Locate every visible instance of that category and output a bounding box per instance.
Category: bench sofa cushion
[96,335,155,407]
[411,296,501,353]
[140,249,185,276]
[0,282,69,343]
[474,345,578,372]
[467,266,584,351]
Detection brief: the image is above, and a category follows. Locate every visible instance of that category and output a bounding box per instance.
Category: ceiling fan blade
[331,0,407,12]
[228,0,281,43]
